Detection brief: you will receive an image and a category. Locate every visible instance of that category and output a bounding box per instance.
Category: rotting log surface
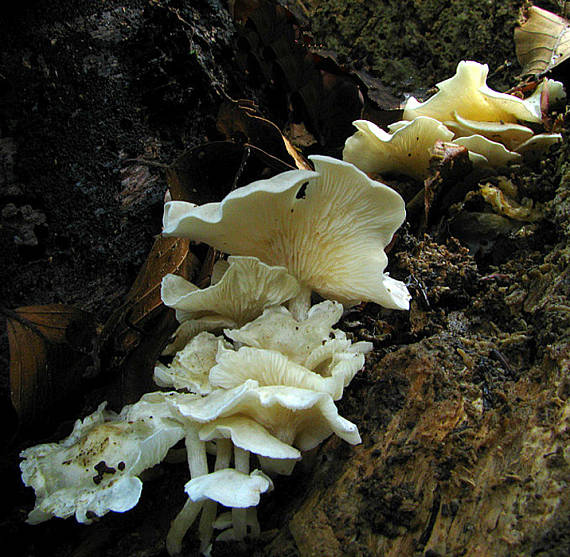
[1,1,569,556]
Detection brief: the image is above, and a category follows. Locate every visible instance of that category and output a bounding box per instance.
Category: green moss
[308,0,526,94]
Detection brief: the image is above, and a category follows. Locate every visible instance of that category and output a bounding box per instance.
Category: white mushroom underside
[163,156,410,310]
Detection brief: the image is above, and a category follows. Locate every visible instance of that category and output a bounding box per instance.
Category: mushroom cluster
[20,156,410,554]
[344,61,564,180]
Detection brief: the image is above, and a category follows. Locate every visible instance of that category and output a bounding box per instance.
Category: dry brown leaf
[217,100,311,170]
[98,235,198,407]
[125,236,197,327]
[101,236,198,364]
[7,304,97,436]
[515,6,570,75]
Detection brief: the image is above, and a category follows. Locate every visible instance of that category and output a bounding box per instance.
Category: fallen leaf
[99,235,198,406]
[217,100,311,169]
[515,6,570,75]
[7,304,97,437]
[101,236,197,362]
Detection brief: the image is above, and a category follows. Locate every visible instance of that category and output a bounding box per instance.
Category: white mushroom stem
[167,499,204,556]
[186,429,209,477]
[166,429,209,555]
[198,439,232,553]
[288,285,312,321]
[232,446,250,540]
[247,507,261,537]
[215,439,232,469]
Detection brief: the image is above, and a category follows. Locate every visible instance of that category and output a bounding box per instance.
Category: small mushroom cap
[545,79,566,107]
[209,344,348,400]
[20,395,186,524]
[444,111,534,150]
[257,455,298,476]
[514,133,562,154]
[185,469,273,508]
[154,331,229,394]
[225,301,348,367]
[452,135,522,167]
[161,255,300,326]
[163,315,235,356]
[163,156,410,310]
[199,416,301,460]
[174,380,361,450]
[343,117,454,180]
[403,60,543,124]
[224,301,371,386]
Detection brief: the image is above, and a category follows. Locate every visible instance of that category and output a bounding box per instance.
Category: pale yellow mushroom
[403,60,543,124]
[452,135,522,167]
[343,117,454,180]
[163,156,410,317]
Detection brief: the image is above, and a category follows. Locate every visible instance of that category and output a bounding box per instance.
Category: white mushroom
[224,301,372,387]
[161,256,301,353]
[225,301,347,365]
[154,331,231,394]
[186,467,273,544]
[173,380,361,450]
[514,133,562,155]
[163,316,236,356]
[163,156,410,317]
[199,416,301,461]
[403,60,544,124]
[452,135,522,167]
[185,468,273,508]
[162,256,300,325]
[444,111,534,150]
[20,393,187,525]
[343,117,454,180]
[209,344,348,400]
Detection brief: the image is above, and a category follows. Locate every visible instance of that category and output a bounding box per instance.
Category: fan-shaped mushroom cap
[403,61,543,124]
[226,301,341,363]
[163,316,235,356]
[154,331,230,394]
[185,469,273,508]
[173,380,361,450]
[444,112,534,150]
[343,117,454,180]
[224,301,372,383]
[20,394,186,525]
[209,344,348,400]
[515,133,562,154]
[163,156,410,311]
[162,256,300,326]
[452,135,522,167]
[199,416,301,460]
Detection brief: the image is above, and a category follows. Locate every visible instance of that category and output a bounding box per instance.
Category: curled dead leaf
[217,100,311,170]
[99,236,198,406]
[515,6,570,75]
